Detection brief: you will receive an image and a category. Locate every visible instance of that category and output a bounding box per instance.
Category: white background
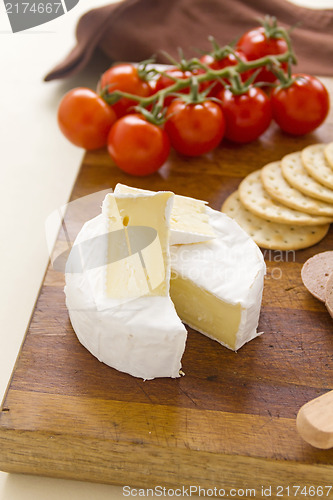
[0,0,333,498]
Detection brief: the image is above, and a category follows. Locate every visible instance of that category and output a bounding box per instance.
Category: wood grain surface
[1,79,333,496]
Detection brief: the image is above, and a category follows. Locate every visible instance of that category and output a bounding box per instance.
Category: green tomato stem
[101,46,296,108]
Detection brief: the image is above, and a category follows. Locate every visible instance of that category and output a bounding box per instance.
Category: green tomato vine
[100,16,297,123]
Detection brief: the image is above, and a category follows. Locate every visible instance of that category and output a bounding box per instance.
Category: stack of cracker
[301,251,333,319]
[222,142,333,250]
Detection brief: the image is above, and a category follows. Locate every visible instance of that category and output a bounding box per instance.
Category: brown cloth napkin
[44,0,333,81]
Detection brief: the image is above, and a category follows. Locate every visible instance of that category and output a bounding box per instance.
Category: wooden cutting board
[1,79,333,495]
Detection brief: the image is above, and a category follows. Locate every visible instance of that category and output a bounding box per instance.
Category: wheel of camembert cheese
[64,185,266,380]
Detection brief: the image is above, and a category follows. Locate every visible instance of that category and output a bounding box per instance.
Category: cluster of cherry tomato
[57,17,330,176]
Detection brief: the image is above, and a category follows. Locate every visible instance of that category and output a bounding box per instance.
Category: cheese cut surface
[65,191,187,380]
[170,207,266,351]
[170,277,242,350]
[114,183,216,245]
[102,192,171,298]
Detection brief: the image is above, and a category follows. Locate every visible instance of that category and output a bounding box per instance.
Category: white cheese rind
[66,273,187,379]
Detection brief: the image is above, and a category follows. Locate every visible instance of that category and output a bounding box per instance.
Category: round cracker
[324,142,333,170]
[302,144,333,190]
[221,191,330,250]
[261,161,333,217]
[281,152,333,204]
[325,272,333,319]
[301,251,333,302]
[239,170,331,226]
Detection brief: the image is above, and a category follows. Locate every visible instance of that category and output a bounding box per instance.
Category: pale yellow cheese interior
[170,275,242,350]
[104,192,172,299]
[114,184,215,239]
[171,195,216,237]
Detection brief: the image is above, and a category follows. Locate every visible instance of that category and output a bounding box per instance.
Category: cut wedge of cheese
[65,191,187,380]
[65,187,266,379]
[114,183,216,245]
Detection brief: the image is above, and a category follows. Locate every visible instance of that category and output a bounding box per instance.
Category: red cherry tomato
[270,74,330,135]
[155,68,193,106]
[107,114,170,176]
[165,100,225,156]
[200,51,247,72]
[236,27,288,83]
[99,63,151,118]
[57,88,117,150]
[217,87,272,143]
[199,51,250,94]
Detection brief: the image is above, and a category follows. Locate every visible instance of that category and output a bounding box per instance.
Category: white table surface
[1,0,333,498]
